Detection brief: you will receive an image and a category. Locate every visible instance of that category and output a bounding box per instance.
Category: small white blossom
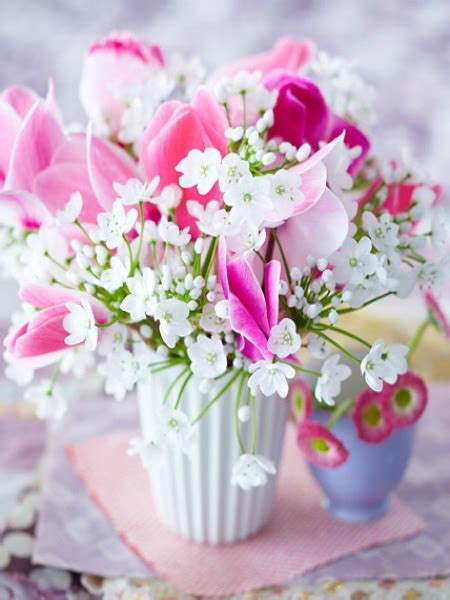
[267,318,301,359]
[321,136,358,195]
[187,200,235,237]
[128,436,164,471]
[430,207,449,253]
[113,177,159,206]
[176,147,221,195]
[363,211,400,252]
[224,175,273,227]
[238,405,251,422]
[158,215,191,246]
[154,298,193,348]
[199,303,231,333]
[97,324,128,356]
[25,380,67,420]
[248,360,295,398]
[231,454,276,491]
[268,170,304,220]
[307,333,330,359]
[361,339,408,392]
[218,153,251,192]
[97,200,137,249]
[187,334,227,378]
[150,184,183,214]
[63,298,98,351]
[156,405,196,454]
[226,222,266,256]
[333,237,378,285]
[60,347,95,378]
[120,268,157,321]
[315,353,351,406]
[57,192,82,224]
[100,256,130,292]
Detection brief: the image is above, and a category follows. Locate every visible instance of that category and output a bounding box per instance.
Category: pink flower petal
[297,420,348,467]
[277,187,348,269]
[264,260,281,329]
[0,101,22,178]
[0,85,40,119]
[289,378,313,423]
[352,388,393,443]
[4,102,65,191]
[227,257,269,335]
[383,372,428,428]
[229,294,272,361]
[33,163,102,223]
[0,190,51,229]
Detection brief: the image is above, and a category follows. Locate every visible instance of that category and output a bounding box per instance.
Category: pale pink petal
[264,260,281,329]
[217,236,229,298]
[0,190,51,229]
[51,133,87,165]
[229,294,271,361]
[87,129,141,211]
[293,161,327,215]
[295,132,345,175]
[277,188,348,269]
[4,102,65,191]
[0,101,22,178]
[33,163,102,223]
[0,85,40,118]
[190,87,228,154]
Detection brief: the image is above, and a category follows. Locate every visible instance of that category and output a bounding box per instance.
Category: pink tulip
[208,37,314,84]
[139,87,228,232]
[80,31,164,137]
[5,284,109,362]
[218,237,280,361]
[264,72,370,175]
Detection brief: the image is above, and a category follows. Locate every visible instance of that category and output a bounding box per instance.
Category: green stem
[163,366,190,404]
[234,373,247,454]
[250,393,257,454]
[313,326,371,348]
[131,201,145,275]
[284,362,321,378]
[174,371,193,409]
[337,292,394,314]
[75,220,94,245]
[326,398,355,429]
[407,318,430,361]
[192,370,241,424]
[202,236,218,279]
[123,234,134,269]
[271,230,291,286]
[312,331,361,364]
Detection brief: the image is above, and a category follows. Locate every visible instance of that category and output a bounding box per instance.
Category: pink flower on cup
[264,72,370,175]
[382,372,428,429]
[352,388,393,443]
[289,378,313,424]
[297,421,348,468]
[80,31,164,137]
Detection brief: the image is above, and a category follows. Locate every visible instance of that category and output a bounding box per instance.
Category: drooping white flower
[224,175,273,227]
[267,318,301,359]
[57,192,83,224]
[97,324,128,356]
[24,380,67,420]
[150,184,183,214]
[362,211,400,252]
[167,53,205,98]
[199,303,231,333]
[175,147,221,195]
[430,207,450,253]
[120,268,157,322]
[156,405,195,454]
[218,153,251,192]
[248,360,295,398]
[226,222,266,256]
[417,258,450,296]
[106,347,153,393]
[63,298,98,351]
[97,200,137,249]
[128,436,165,471]
[60,347,95,378]
[187,334,227,378]
[154,298,193,348]
[158,215,191,246]
[231,453,276,491]
[113,177,160,206]
[361,339,408,392]
[333,237,378,285]
[186,200,235,237]
[268,169,303,221]
[307,333,330,359]
[100,255,130,293]
[410,184,437,220]
[321,136,358,195]
[229,70,262,95]
[315,353,351,405]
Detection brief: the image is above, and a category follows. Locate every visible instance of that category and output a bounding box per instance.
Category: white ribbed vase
[137,369,289,544]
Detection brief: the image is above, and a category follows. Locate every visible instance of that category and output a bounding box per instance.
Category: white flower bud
[262,152,276,166]
[238,405,251,422]
[329,310,339,325]
[296,143,311,162]
[194,238,204,254]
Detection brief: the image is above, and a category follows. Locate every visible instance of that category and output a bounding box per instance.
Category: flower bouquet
[1,34,449,543]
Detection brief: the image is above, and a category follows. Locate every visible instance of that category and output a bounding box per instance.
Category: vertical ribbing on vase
[138,373,289,544]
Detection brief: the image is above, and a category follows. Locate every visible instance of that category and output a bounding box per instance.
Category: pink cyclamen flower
[352,388,393,443]
[297,421,348,468]
[4,284,109,364]
[425,290,450,338]
[264,72,370,175]
[208,37,314,84]
[80,31,164,136]
[289,378,313,423]
[139,87,228,233]
[382,372,428,428]
[218,236,280,361]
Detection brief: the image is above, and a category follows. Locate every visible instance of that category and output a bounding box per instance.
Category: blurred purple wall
[1,0,449,188]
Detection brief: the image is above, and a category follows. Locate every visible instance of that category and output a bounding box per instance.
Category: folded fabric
[67,426,424,596]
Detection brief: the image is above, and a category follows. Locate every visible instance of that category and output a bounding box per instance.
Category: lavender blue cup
[307,410,416,523]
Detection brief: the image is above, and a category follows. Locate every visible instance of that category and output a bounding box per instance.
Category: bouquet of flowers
[1,34,448,491]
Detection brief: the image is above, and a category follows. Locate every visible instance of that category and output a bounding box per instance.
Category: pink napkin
[67,427,424,596]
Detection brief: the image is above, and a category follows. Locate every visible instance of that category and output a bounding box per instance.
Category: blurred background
[1,0,449,188]
[1,0,449,374]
